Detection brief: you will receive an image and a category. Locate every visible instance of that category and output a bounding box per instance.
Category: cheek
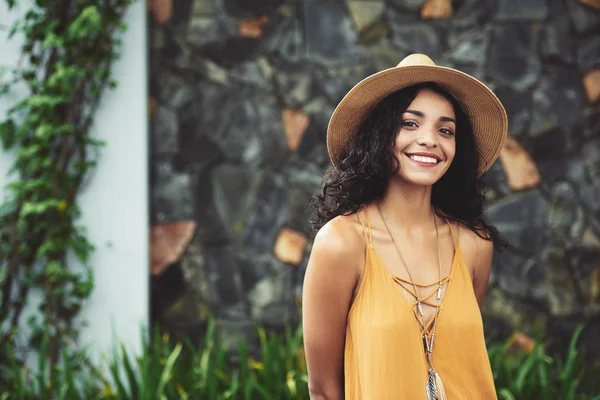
[393,130,408,151]
[445,140,457,163]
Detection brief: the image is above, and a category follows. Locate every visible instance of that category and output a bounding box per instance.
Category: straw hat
[326,54,508,176]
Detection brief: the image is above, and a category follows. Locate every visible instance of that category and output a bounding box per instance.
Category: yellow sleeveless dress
[344,209,497,399]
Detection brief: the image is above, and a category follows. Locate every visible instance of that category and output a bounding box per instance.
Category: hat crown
[397,53,436,67]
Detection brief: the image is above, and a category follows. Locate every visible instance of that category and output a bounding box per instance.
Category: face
[392,88,457,186]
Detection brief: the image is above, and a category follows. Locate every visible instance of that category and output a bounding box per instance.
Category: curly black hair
[310,82,508,251]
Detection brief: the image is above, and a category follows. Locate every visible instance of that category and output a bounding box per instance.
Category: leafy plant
[491,326,600,400]
[1,320,597,400]
[0,0,132,394]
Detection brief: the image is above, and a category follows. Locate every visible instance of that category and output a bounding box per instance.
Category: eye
[402,120,418,128]
[439,128,454,136]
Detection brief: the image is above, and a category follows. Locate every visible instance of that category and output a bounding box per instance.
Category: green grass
[1,321,598,399]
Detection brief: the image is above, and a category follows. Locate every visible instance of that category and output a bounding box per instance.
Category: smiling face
[392,88,457,187]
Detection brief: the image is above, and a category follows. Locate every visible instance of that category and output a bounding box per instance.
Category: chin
[395,162,449,186]
[397,173,442,187]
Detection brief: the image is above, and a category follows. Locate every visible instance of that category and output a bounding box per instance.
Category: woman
[302,54,508,400]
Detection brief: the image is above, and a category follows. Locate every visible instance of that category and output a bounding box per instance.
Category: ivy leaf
[35,123,54,140]
[73,269,94,299]
[42,32,64,49]
[0,119,16,150]
[67,6,102,40]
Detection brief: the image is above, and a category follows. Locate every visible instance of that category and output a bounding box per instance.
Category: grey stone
[223,0,284,17]
[536,157,586,186]
[316,63,370,105]
[547,182,586,244]
[494,250,546,303]
[481,159,511,200]
[448,28,491,65]
[303,139,332,170]
[495,0,549,21]
[580,138,600,214]
[151,158,195,223]
[249,267,293,315]
[544,247,579,316]
[284,155,326,193]
[237,254,282,295]
[452,0,494,29]
[187,16,229,49]
[273,63,316,108]
[581,105,600,143]
[239,171,288,255]
[346,0,385,32]
[228,58,272,89]
[389,21,443,60]
[211,164,261,240]
[157,73,197,110]
[201,37,264,68]
[302,96,336,132]
[577,35,600,70]
[494,86,531,138]
[172,0,194,24]
[152,105,179,155]
[303,1,364,65]
[483,287,546,336]
[526,127,569,164]
[567,0,600,36]
[582,136,600,181]
[190,56,231,86]
[261,14,304,63]
[487,24,541,91]
[196,85,288,168]
[174,111,224,173]
[530,64,585,140]
[191,0,218,16]
[179,239,210,304]
[540,1,575,63]
[366,38,405,72]
[285,186,313,236]
[295,118,328,165]
[486,189,549,254]
[358,20,391,47]
[193,167,230,245]
[283,157,325,235]
[204,245,247,310]
[565,245,600,304]
[388,0,425,12]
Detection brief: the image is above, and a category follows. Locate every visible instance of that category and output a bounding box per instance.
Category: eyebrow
[404,110,456,124]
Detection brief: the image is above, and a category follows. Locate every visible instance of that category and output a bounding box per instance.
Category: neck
[378,176,435,229]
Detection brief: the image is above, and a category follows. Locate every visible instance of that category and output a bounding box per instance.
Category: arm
[470,234,494,310]
[302,218,363,400]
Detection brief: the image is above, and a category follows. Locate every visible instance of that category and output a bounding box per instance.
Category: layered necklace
[376,203,448,400]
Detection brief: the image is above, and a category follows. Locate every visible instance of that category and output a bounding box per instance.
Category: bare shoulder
[457,223,494,275]
[311,213,366,269]
[456,223,495,308]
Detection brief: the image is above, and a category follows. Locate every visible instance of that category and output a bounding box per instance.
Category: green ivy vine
[0,0,132,386]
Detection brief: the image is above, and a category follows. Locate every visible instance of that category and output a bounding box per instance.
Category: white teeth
[409,155,438,164]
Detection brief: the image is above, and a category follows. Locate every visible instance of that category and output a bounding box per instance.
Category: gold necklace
[376,203,448,400]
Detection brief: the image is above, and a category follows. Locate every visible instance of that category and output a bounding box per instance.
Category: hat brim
[326,64,508,176]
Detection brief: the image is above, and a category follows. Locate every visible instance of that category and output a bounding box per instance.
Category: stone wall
[148,0,600,359]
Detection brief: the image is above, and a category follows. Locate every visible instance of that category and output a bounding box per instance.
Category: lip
[404,152,443,168]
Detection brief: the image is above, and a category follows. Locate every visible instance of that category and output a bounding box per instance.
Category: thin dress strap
[446,219,459,250]
[356,207,373,246]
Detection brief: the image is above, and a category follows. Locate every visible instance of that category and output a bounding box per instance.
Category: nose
[416,126,438,148]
